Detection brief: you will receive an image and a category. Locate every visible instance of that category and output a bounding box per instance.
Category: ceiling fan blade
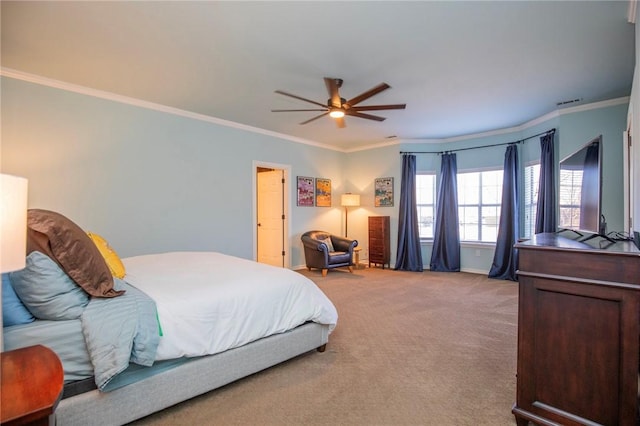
[324,77,342,108]
[345,110,386,122]
[275,90,327,108]
[300,112,329,125]
[351,104,406,111]
[335,116,346,128]
[271,109,327,112]
[344,83,390,108]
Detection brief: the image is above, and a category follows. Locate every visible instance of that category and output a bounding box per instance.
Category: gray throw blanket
[81,278,160,391]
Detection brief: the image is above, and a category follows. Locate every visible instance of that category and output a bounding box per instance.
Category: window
[416,173,436,239]
[559,167,583,229]
[523,163,540,238]
[457,169,503,242]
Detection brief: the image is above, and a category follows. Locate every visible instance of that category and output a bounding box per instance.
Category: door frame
[624,129,632,233]
[626,101,635,234]
[252,160,291,268]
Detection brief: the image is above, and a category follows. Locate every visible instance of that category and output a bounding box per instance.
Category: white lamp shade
[1,174,28,273]
[341,193,360,207]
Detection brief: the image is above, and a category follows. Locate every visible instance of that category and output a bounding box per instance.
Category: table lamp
[1,173,28,347]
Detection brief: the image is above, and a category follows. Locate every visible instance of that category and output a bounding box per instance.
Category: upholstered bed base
[55,322,330,426]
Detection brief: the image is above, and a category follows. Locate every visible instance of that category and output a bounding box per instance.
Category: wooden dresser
[368,216,390,269]
[512,233,640,426]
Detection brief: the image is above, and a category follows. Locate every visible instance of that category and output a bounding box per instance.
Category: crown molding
[1,67,629,153]
[558,96,629,115]
[0,67,345,153]
[401,97,629,146]
[343,138,401,153]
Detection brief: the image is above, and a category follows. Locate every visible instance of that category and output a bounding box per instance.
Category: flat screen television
[558,135,604,239]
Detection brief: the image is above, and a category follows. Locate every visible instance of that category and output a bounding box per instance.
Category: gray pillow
[2,273,35,326]
[9,251,90,320]
[320,235,334,252]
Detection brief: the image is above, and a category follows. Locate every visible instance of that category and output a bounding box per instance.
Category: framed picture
[297,176,315,206]
[315,178,331,207]
[375,177,394,207]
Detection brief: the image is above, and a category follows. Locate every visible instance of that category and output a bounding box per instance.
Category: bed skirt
[55,322,330,426]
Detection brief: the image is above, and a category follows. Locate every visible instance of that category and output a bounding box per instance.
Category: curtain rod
[399,128,556,155]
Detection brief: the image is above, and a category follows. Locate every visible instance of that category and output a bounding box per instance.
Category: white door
[257,169,285,267]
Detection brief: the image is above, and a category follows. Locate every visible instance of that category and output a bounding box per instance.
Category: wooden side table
[1,345,64,426]
[353,246,363,269]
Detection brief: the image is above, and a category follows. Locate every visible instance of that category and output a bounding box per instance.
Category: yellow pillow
[86,232,126,279]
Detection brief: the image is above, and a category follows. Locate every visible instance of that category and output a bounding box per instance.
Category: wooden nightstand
[1,345,64,426]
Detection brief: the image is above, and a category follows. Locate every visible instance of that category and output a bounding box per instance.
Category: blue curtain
[535,132,556,233]
[489,145,519,281]
[430,153,460,272]
[395,155,423,271]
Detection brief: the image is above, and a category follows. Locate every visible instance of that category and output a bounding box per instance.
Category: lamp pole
[340,193,360,238]
[345,205,349,238]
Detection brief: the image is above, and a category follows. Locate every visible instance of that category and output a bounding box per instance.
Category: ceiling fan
[271,77,406,128]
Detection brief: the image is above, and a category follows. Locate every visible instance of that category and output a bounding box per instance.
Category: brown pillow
[26,209,123,298]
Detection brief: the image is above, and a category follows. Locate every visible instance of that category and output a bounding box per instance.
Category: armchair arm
[302,235,330,252]
[331,236,358,253]
[301,234,330,269]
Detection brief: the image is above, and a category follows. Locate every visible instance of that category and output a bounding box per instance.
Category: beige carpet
[131,267,519,426]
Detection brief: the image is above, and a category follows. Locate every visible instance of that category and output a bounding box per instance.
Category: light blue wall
[347,102,627,272]
[0,77,346,266]
[557,104,628,234]
[1,76,629,272]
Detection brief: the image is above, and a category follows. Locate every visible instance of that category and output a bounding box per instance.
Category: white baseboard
[460,268,489,275]
[293,263,488,275]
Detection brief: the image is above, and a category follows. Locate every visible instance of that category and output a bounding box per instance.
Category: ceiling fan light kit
[272,77,406,128]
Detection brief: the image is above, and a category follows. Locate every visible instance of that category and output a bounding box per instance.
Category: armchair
[301,231,358,277]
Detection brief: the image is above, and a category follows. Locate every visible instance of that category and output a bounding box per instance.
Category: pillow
[26,209,123,298]
[9,251,90,320]
[2,273,35,327]
[87,232,126,279]
[320,235,335,252]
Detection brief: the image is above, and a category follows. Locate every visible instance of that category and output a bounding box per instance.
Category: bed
[2,210,338,425]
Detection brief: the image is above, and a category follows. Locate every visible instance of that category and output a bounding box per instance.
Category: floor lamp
[340,193,360,238]
[0,174,29,348]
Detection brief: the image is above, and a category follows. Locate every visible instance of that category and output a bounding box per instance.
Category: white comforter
[122,252,338,361]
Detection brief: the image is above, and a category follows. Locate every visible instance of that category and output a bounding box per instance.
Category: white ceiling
[1,1,635,151]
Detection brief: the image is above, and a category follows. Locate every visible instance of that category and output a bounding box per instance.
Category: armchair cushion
[327,251,351,265]
[318,235,334,252]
